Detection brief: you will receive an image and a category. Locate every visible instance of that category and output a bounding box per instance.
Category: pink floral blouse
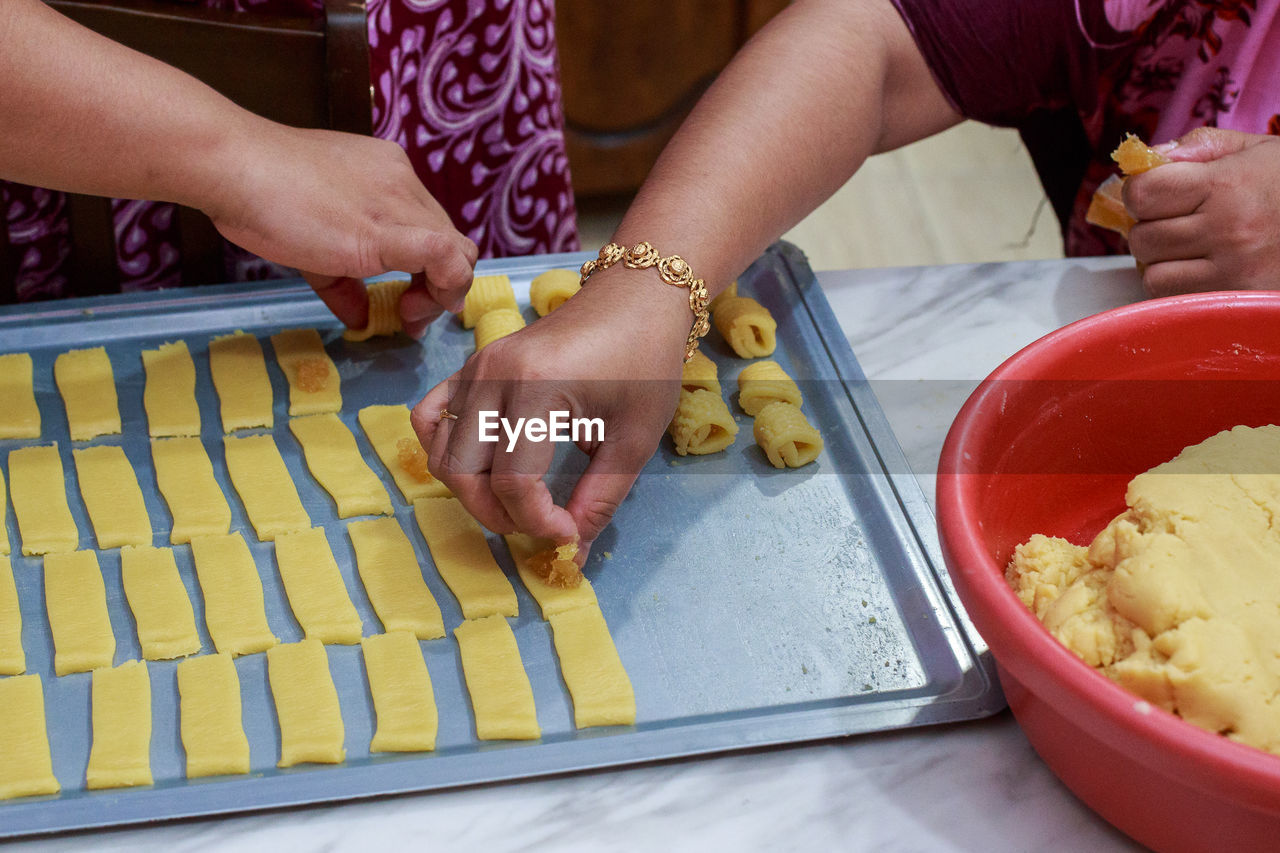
[891,0,1280,255]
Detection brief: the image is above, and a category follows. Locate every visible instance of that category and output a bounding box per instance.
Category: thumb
[565,435,652,562]
[1162,127,1263,163]
[302,272,369,330]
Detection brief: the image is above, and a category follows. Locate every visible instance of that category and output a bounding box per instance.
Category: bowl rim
[938,290,1280,809]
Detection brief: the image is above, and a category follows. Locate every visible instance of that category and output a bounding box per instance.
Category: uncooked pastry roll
[681,351,720,395]
[474,308,526,352]
[713,296,776,358]
[737,359,802,416]
[668,388,738,456]
[530,269,580,316]
[461,274,517,329]
[753,401,823,468]
[708,279,738,313]
[344,278,411,341]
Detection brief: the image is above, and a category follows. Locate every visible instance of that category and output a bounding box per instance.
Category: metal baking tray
[0,242,1002,838]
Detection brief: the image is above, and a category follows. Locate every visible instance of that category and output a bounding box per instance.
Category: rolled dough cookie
[753,401,823,468]
[120,545,202,660]
[413,497,517,619]
[712,296,777,359]
[73,444,153,549]
[289,413,393,518]
[357,404,451,502]
[270,328,341,416]
[343,278,411,342]
[453,614,540,740]
[461,273,517,329]
[177,652,250,778]
[362,630,438,752]
[529,268,580,316]
[189,533,279,656]
[273,527,363,645]
[141,340,200,437]
[44,550,115,675]
[0,675,60,800]
[736,359,802,416]
[86,660,153,789]
[151,437,232,544]
[0,352,41,439]
[10,445,79,555]
[680,350,721,395]
[209,330,273,431]
[223,434,311,541]
[1,463,9,556]
[54,346,121,440]
[266,638,346,766]
[548,604,636,728]
[347,516,444,640]
[503,533,598,618]
[0,555,24,674]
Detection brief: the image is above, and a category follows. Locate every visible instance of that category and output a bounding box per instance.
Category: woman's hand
[410,266,690,559]
[1124,127,1280,296]
[202,123,478,337]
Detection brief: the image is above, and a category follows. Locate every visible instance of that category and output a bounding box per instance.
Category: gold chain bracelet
[579,241,710,362]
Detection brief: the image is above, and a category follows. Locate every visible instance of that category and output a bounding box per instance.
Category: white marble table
[11,256,1151,853]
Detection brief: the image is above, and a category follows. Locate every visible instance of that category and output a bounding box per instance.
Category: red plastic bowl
[938,292,1280,852]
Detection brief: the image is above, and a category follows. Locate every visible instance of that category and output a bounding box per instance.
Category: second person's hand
[199,121,478,336]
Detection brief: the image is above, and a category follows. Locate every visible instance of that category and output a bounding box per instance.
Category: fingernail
[1152,140,1178,153]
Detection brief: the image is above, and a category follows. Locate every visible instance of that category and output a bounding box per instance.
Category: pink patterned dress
[1,0,578,302]
[892,0,1279,255]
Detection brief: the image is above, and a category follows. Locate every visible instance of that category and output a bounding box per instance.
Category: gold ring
[439,409,458,421]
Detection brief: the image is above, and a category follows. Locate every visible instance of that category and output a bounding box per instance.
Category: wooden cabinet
[556,0,788,197]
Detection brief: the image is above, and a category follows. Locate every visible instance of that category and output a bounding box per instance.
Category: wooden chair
[0,0,371,300]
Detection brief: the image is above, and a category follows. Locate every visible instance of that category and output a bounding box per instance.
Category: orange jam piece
[295,357,330,393]
[530,540,583,589]
[396,437,433,483]
[1112,133,1170,176]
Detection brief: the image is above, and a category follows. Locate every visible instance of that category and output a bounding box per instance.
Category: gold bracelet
[579,241,711,362]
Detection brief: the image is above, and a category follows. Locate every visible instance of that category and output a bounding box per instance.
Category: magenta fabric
[890,0,1280,255]
[1,0,578,302]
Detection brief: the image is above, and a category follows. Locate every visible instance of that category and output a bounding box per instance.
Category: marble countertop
[11,255,1151,853]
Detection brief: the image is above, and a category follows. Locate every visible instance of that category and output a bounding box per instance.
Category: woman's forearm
[0,0,257,211]
[612,0,960,295]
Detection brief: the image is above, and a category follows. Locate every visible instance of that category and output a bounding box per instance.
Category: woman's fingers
[410,369,462,460]
[489,434,577,541]
[1128,214,1212,265]
[1140,258,1219,297]
[565,433,656,562]
[1122,163,1210,220]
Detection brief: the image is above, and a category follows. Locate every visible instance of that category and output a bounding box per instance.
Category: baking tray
[0,241,1002,838]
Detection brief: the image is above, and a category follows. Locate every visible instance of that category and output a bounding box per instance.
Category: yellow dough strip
[44,550,115,675]
[223,434,311,541]
[357,404,451,502]
[208,330,273,431]
[273,527,363,645]
[413,497,517,619]
[151,437,232,544]
[73,444,153,549]
[0,675,60,800]
[141,340,201,437]
[54,346,121,440]
[0,351,41,439]
[453,614,540,740]
[177,652,250,778]
[289,413,393,518]
[362,630,438,752]
[121,545,202,660]
[1,463,9,556]
[347,516,444,640]
[270,328,341,416]
[189,532,279,656]
[503,533,598,618]
[87,660,153,789]
[548,604,636,728]
[9,444,79,555]
[266,638,346,767]
[0,555,24,674]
